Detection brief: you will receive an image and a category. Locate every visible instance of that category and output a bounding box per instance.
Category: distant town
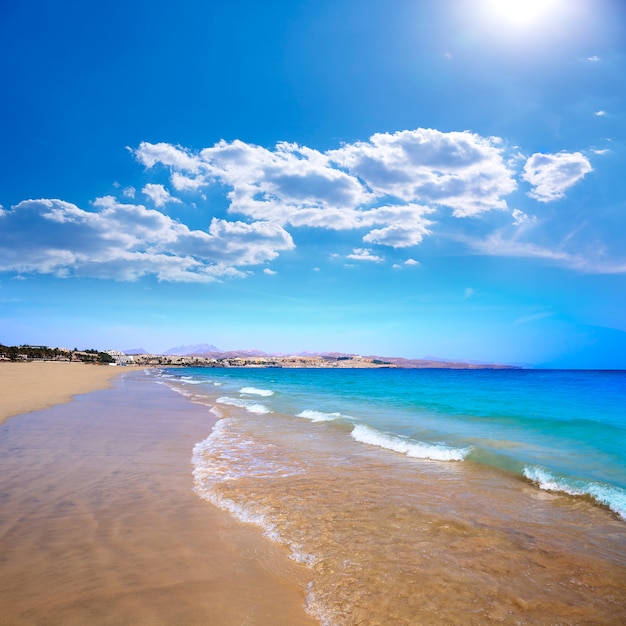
[0,343,518,369]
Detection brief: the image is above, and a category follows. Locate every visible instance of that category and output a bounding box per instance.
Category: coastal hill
[161,343,221,356]
[0,343,517,369]
[155,345,518,369]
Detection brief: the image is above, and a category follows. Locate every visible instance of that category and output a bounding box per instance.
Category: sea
[155,366,626,625]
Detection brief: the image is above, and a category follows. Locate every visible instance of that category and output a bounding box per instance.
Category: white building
[105,350,135,366]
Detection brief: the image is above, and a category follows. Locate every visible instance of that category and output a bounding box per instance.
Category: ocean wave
[523,466,626,520]
[216,396,271,414]
[239,386,274,397]
[351,424,470,461]
[191,425,314,565]
[296,409,346,423]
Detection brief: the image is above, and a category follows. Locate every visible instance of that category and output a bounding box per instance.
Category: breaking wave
[351,424,470,461]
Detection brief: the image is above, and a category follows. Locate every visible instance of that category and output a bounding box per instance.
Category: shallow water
[164,367,626,625]
[0,373,314,625]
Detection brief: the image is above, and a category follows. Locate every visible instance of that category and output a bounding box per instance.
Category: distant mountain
[162,343,221,356]
[158,345,517,368]
[123,348,148,355]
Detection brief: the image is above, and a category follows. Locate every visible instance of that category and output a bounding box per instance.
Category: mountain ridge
[158,345,518,369]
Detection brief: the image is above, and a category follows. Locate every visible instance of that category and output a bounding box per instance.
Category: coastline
[0,370,316,625]
[0,361,125,424]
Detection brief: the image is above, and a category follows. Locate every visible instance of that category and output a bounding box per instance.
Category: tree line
[0,344,114,364]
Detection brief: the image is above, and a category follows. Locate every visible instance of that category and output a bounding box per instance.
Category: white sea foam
[351,424,470,461]
[191,424,314,565]
[523,466,626,520]
[239,386,274,397]
[216,396,271,414]
[297,409,345,423]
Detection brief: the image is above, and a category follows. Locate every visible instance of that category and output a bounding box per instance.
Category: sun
[490,0,556,25]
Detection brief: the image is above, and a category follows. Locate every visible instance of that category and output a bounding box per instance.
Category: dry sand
[0,367,316,625]
[0,361,124,423]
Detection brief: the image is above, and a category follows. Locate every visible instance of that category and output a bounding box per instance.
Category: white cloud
[346,248,385,262]
[2,128,617,284]
[361,204,433,248]
[587,55,601,62]
[0,198,293,282]
[263,268,277,275]
[134,142,202,173]
[142,183,182,208]
[468,232,626,274]
[394,258,421,269]
[329,128,517,217]
[594,110,607,117]
[512,208,530,225]
[522,152,592,202]
[135,129,517,245]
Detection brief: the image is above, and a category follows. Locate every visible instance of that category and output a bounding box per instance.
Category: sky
[1,0,625,368]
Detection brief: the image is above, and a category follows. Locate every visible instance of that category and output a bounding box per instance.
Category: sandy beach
[0,366,316,625]
[0,361,124,424]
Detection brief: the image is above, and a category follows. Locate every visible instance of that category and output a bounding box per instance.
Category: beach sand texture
[0,368,315,625]
[0,361,123,424]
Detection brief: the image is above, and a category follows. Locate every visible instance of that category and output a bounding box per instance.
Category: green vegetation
[0,344,114,364]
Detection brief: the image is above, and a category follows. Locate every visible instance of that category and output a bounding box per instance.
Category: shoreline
[0,370,316,625]
[0,361,125,424]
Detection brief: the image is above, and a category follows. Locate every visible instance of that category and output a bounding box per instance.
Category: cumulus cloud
[0,128,606,283]
[329,128,517,217]
[346,248,385,262]
[0,198,293,282]
[522,152,592,202]
[594,110,607,117]
[134,128,517,235]
[142,183,182,208]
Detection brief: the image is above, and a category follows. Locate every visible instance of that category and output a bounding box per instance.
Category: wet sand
[0,361,124,424]
[0,371,316,625]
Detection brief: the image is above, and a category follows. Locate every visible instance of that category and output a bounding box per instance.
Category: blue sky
[1,0,625,368]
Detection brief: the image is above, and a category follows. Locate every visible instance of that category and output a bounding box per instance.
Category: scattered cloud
[346,248,385,262]
[587,55,601,62]
[594,110,607,117]
[135,129,517,232]
[393,258,421,270]
[522,152,592,202]
[263,268,277,275]
[0,128,610,283]
[468,231,626,274]
[511,208,534,226]
[0,198,293,282]
[142,183,182,208]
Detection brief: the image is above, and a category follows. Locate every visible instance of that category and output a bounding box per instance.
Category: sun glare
[490,0,555,25]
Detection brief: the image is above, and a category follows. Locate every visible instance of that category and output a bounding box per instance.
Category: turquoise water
[164,367,626,519]
[156,366,626,624]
